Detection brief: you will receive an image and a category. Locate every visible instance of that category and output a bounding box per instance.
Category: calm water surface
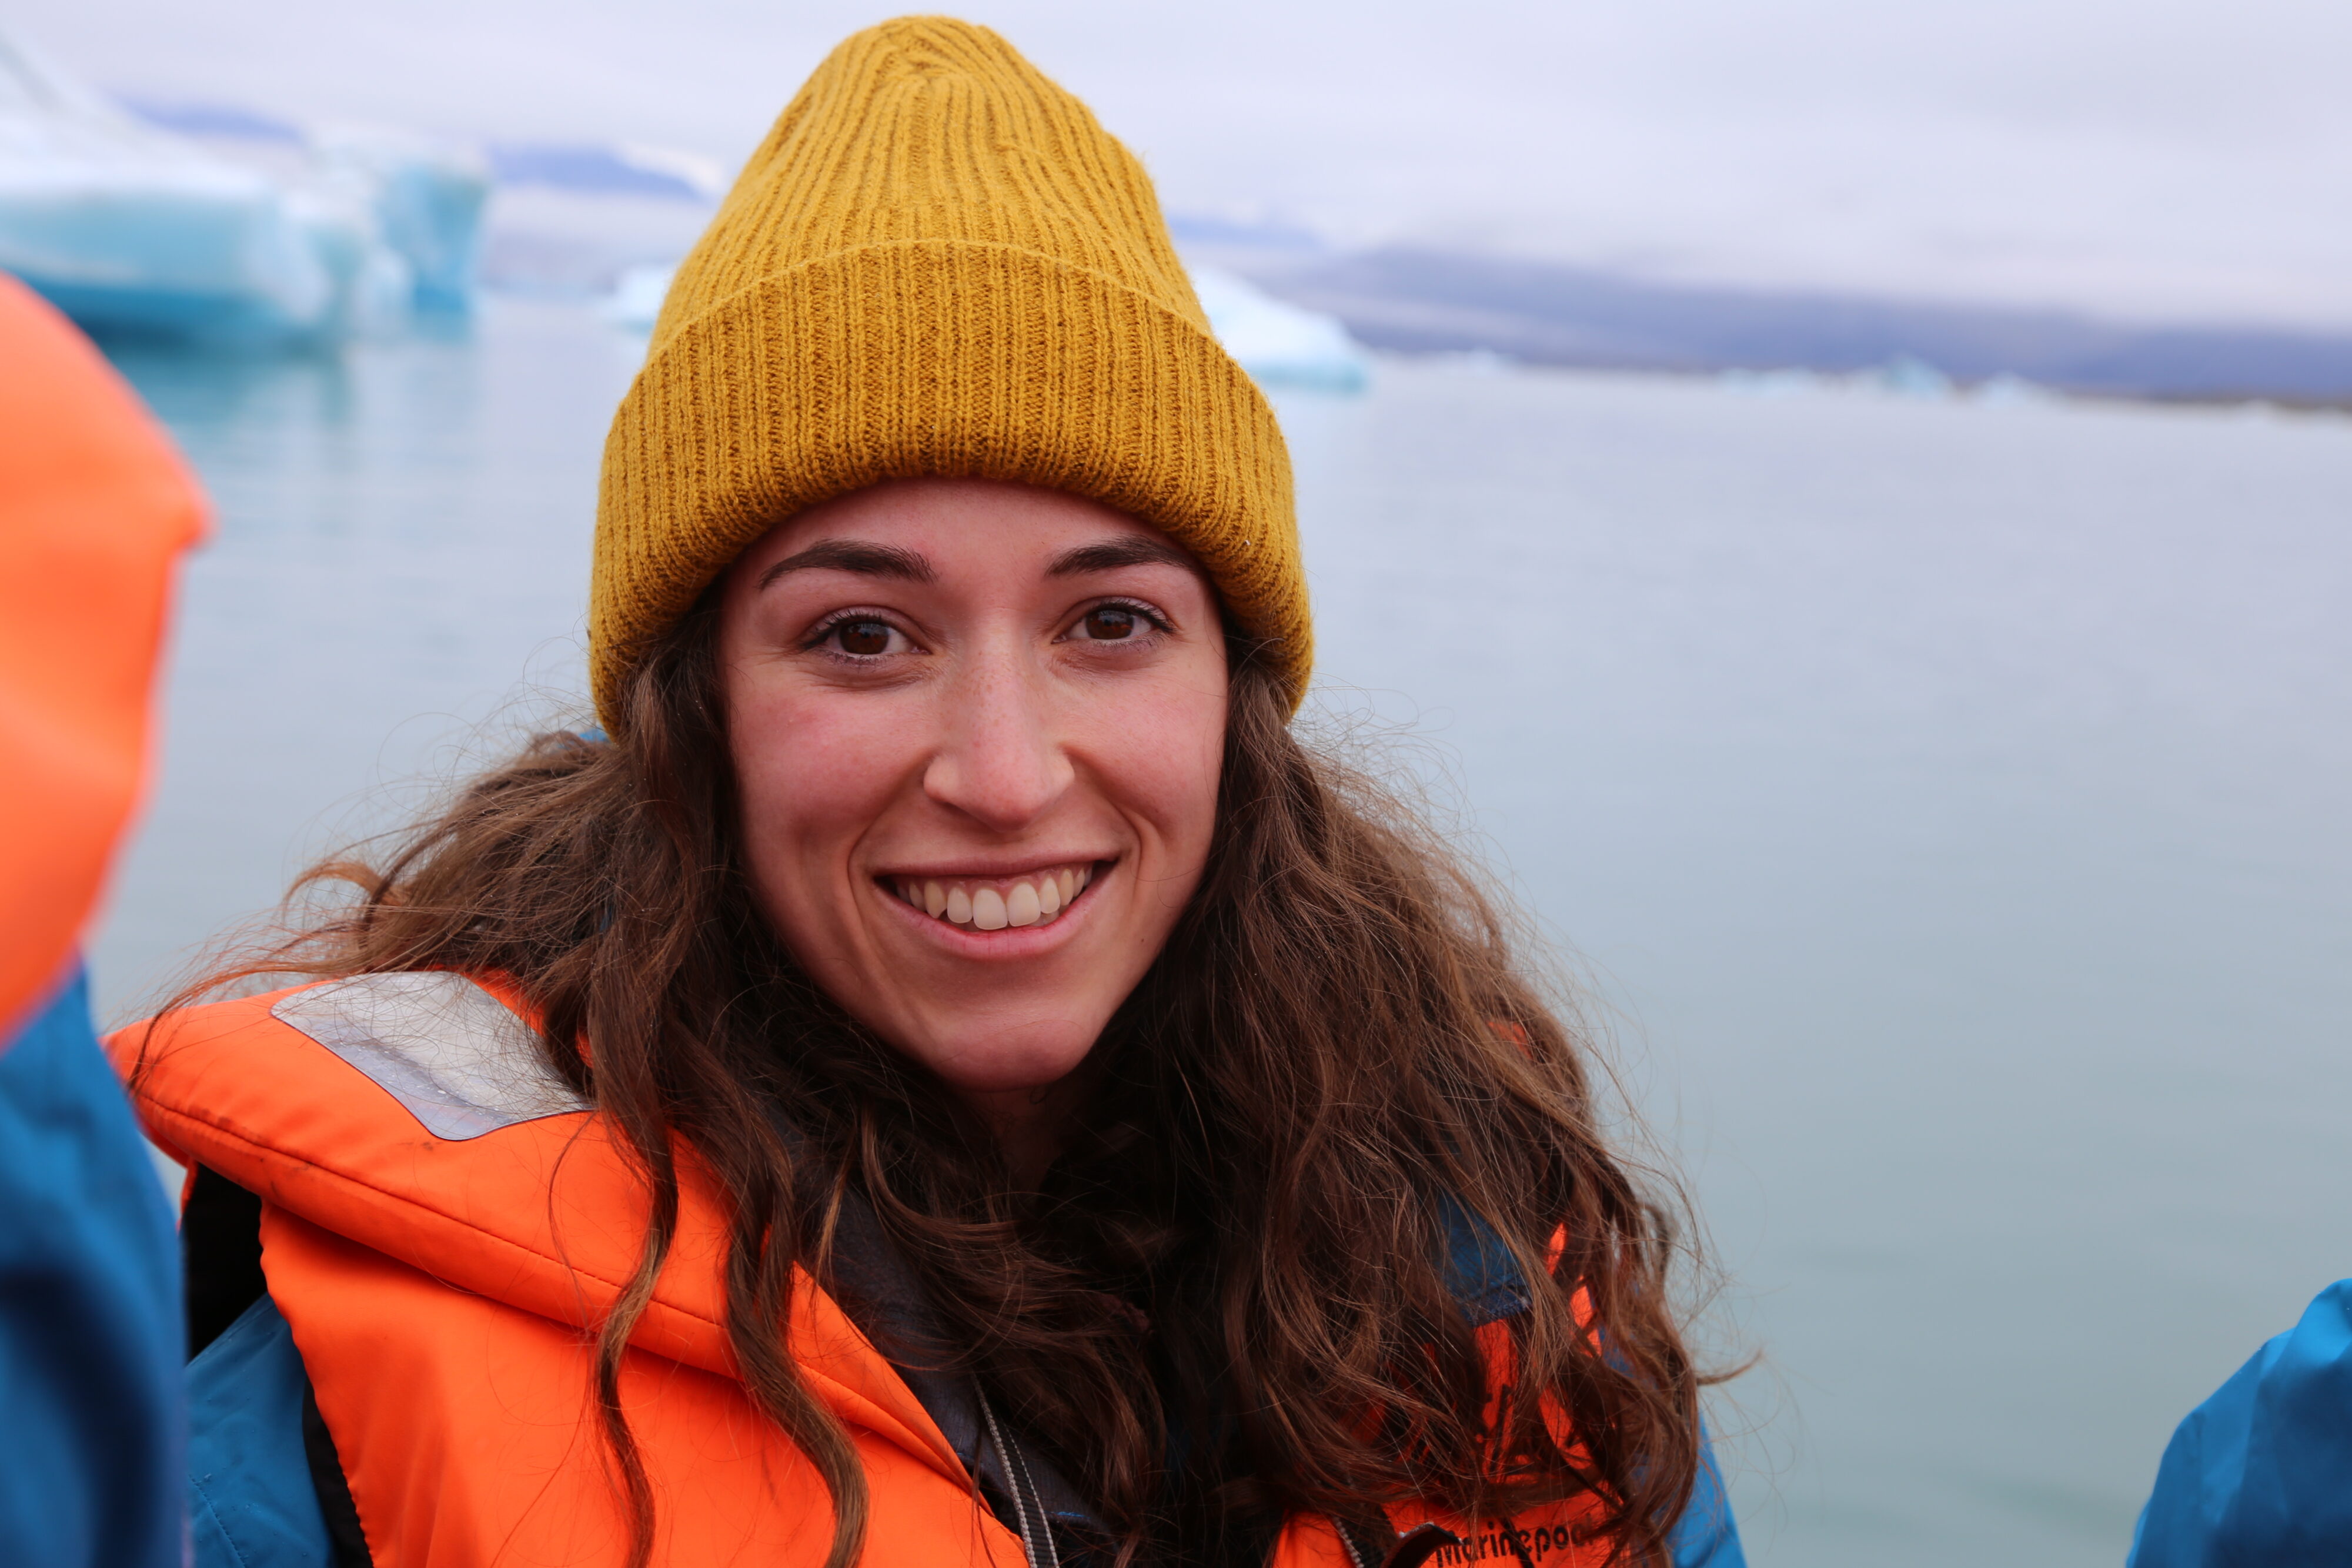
[95,300,2352,1567]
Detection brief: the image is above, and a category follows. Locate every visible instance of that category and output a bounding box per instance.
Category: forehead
[732,477,1199,584]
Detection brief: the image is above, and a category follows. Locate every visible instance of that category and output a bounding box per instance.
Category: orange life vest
[118,972,1613,1567]
[0,273,206,1029]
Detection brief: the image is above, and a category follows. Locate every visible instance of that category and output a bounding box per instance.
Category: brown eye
[1081,606,1138,640]
[833,619,893,656]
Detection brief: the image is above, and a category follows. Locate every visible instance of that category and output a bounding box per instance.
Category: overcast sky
[14,0,2350,327]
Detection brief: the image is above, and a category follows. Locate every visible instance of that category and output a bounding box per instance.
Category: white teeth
[894,865,1096,930]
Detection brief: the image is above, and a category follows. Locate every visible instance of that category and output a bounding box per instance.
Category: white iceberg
[1189,266,1370,393]
[0,30,486,342]
[124,100,491,316]
[0,32,389,342]
[600,262,675,333]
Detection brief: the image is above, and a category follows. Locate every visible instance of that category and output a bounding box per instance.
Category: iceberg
[317,130,490,312]
[0,29,487,342]
[0,32,361,341]
[1872,353,1956,399]
[600,262,675,333]
[1189,266,1371,393]
[125,100,490,315]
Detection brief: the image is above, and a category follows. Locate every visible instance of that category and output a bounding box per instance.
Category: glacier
[0,29,486,343]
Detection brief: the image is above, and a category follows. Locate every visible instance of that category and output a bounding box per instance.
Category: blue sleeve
[0,968,185,1568]
[189,1294,335,1568]
[1669,1423,1746,1568]
[2129,1279,2352,1566]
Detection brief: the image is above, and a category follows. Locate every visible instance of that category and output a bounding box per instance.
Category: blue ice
[0,29,486,342]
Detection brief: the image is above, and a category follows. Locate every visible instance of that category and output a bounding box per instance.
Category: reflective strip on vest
[272,974,586,1140]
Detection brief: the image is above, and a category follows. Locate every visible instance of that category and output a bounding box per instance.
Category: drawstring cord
[975,1380,1061,1568]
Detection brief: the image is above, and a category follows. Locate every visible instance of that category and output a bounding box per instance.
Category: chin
[923,1024,1098,1095]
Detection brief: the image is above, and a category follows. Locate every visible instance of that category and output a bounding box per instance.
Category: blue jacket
[0,969,185,1568]
[2130,1279,2352,1565]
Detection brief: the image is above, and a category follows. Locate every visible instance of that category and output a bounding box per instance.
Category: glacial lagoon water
[92,299,2352,1567]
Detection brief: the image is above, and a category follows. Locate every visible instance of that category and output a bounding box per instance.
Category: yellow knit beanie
[590,15,1308,729]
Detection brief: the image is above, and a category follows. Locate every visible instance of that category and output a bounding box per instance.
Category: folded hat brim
[593,238,1308,727]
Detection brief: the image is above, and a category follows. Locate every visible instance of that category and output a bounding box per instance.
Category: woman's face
[717,477,1228,1114]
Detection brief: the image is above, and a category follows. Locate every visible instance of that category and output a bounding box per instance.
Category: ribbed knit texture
[590,15,1307,727]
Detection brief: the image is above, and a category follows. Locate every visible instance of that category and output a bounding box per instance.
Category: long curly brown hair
[185,599,1709,1567]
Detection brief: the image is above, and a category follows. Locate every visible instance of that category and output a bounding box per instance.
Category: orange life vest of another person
[0,272,207,1029]
[117,972,1615,1568]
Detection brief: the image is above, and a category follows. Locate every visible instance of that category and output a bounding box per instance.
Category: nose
[921,641,1073,834]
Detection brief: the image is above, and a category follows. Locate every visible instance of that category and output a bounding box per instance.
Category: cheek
[729,692,917,904]
[1101,679,1228,860]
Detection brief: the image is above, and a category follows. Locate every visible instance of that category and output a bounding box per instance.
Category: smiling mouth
[885,862,1097,931]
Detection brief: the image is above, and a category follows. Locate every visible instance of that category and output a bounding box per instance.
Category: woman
[128,18,1741,1568]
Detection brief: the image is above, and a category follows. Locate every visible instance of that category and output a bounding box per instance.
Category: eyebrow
[1046,536,1198,577]
[756,539,937,590]
[753,533,1194,590]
